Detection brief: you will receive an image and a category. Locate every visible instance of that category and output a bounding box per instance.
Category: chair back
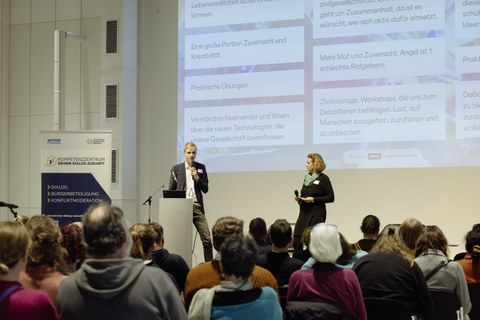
[278,285,288,310]
[284,301,352,320]
[363,298,415,320]
[425,290,462,320]
[468,283,480,320]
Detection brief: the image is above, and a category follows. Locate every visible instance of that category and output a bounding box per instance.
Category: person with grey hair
[57,203,187,320]
[287,223,367,320]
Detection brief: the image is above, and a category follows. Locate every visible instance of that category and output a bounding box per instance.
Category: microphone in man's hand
[170,169,178,183]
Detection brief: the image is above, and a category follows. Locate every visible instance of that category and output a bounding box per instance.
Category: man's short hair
[212,216,244,251]
[184,142,197,152]
[269,219,292,248]
[360,214,380,235]
[249,217,267,239]
[220,234,257,278]
[82,203,127,257]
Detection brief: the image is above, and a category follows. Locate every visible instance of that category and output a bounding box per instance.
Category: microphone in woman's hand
[294,190,302,204]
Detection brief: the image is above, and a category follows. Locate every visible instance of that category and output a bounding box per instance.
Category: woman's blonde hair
[0,221,31,276]
[129,223,156,260]
[25,215,67,270]
[371,234,413,266]
[307,153,326,173]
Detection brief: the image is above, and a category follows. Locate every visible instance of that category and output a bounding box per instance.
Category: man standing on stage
[169,142,213,261]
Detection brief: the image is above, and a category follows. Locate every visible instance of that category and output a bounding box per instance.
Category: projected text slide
[313,0,444,38]
[314,38,445,81]
[313,84,446,144]
[184,103,304,147]
[179,0,480,171]
[185,27,305,70]
[185,70,304,101]
[456,81,480,139]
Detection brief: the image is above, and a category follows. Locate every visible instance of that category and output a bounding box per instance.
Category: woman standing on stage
[293,153,335,256]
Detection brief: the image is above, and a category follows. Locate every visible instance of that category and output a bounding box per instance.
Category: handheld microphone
[171,169,178,183]
[294,190,302,204]
[0,201,19,209]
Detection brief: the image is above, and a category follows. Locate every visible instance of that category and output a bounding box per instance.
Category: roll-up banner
[40,131,112,226]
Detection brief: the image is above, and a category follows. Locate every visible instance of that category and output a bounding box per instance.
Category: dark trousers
[193,204,213,261]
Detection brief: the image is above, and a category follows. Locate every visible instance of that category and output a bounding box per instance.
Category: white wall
[1,0,479,263]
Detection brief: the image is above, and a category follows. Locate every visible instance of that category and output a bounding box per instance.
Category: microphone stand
[142,178,169,223]
[10,207,18,221]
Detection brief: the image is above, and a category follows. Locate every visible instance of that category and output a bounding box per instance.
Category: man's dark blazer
[169,161,209,213]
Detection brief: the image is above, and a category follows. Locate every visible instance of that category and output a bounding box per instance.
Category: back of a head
[309,223,342,263]
[465,229,480,257]
[26,215,66,269]
[269,219,292,248]
[129,223,156,260]
[249,217,267,240]
[212,216,244,251]
[371,234,413,265]
[472,223,480,233]
[399,218,424,250]
[302,226,313,247]
[360,214,380,236]
[220,234,257,278]
[415,225,449,257]
[61,223,86,265]
[149,222,164,244]
[336,233,356,265]
[0,221,31,277]
[82,203,127,258]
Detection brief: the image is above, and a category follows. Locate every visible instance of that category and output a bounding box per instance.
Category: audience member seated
[454,223,480,261]
[149,222,190,294]
[129,223,156,265]
[189,235,282,319]
[249,217,272,255]
[352,214,380,253]
[287,223,367,320]
[0,221,60,320]
[57,203,187,320]
[457,228,480,284]
[399,217,424,258]
[19,215,67,305]
[353,234,432,319]
[302,232,367,270]
[129,223,181,292]
[184,216,278,309]
[256,219,303,286]
[292,226,312,262]
[414,225,471,319]
[61,222,86,275]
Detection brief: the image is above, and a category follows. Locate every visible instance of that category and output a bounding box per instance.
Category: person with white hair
[287,223,367,320]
